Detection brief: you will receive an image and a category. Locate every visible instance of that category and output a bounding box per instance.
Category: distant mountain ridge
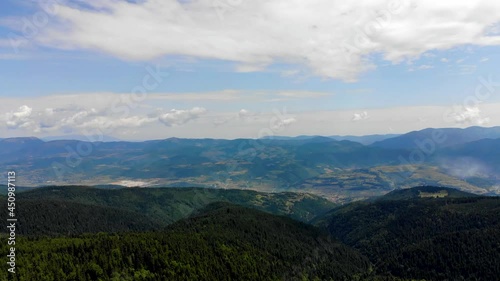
[41,134,122,142]
[4,126,499,146]
[371,126,500,149]
[0,137,44,155]
[329,133,401,145]
[2,125,500,198]
[260,133,400,145]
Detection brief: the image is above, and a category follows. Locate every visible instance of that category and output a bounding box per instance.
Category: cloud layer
[1,95,208,135]
[159,107,207,126]
[28,0,500,81]
[2,93,500,139]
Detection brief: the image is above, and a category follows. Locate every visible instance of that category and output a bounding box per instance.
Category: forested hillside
[0,203,373,281]
[1,185,335,226]
[319,187,500,280]
[1,186,498,280]
[0,199,162,236]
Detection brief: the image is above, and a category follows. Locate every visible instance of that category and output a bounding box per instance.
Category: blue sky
[1,0,500,139]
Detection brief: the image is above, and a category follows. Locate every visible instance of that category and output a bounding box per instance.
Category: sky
[1,0,500,140]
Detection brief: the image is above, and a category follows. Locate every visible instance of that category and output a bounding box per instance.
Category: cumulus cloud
[269,116,297,132]
[238,109,251,117]
[281,117,297,126]
[3,93,500,139]
[5,105,33,129]
[238,109,260,121]
[352,111,369,121]
[0,91,329,136]
[210,108,256,127]
[1,99,208,135]
[452,107,490,125]
[61,108,98,127]
[32,0,500,81]
[158,107,207,126]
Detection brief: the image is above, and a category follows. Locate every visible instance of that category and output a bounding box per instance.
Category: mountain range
[2,126,500,201]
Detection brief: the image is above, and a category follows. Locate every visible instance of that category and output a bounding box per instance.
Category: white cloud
[269,116,297,132]
[3,94,500,139]
[0,91,329,135]
[238,109,250,116]
[31,0,500,81]
[485,22,500,35]
[279,117,297,126]
[5,105,33,129]
[281,117,297,125]
[352,111,369,121]
[480,57,490,62]
[440,58,449,63]
[44,108,54,116]
[158,107,207,126]
[238,109,255,120]
[0,96,209,134]
[452,106,490,125]
[61,109,98,127]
